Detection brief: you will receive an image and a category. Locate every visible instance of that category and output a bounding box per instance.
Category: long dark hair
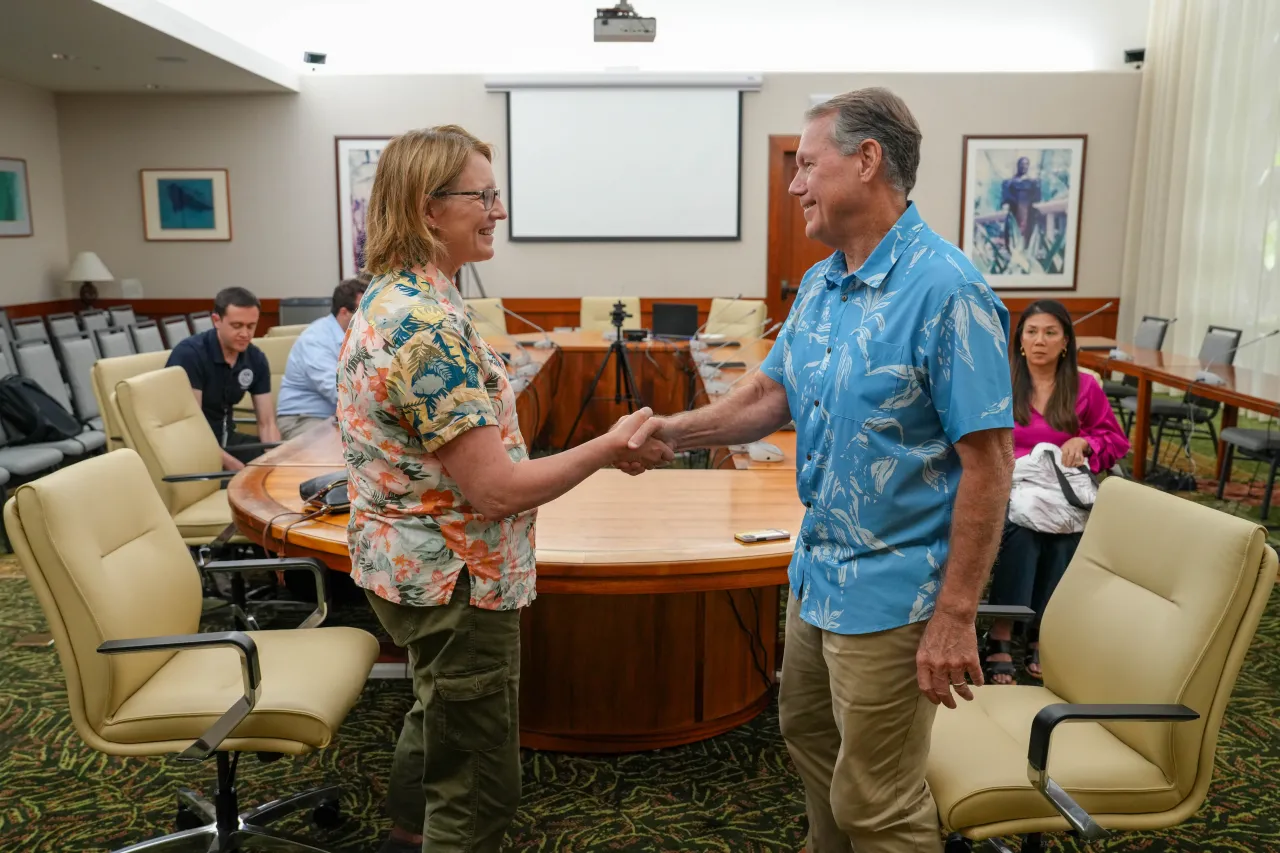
[1011,300,1079,433]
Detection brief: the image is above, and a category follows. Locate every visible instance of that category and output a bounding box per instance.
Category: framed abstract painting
[335,137,391,279]
[140,168,231,241]
[959,135,1087,291]
[0,157,33,238]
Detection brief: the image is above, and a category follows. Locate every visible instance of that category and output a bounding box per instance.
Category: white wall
[0,78,70,302]
[56,71,1140,300]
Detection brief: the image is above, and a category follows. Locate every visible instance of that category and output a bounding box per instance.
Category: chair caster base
[114,783,344,852]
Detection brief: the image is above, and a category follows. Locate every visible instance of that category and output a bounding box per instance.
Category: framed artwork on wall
[959,135,1087,291]
[335,137,391,279]
[0,157,33,238]
[140,168,232,241]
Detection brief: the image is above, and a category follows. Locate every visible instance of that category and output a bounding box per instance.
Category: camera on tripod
[610,299,647,342]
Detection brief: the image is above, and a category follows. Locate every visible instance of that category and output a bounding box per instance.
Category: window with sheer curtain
[1120,0,1280,377]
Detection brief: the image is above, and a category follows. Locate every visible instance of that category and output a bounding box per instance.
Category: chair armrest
[1026,703,1199,840]
[232,417,257,425]
[98,631,260,761]
[163,471,237,483]
[202,557,329,629]
[223,442,282,452]
[976,604,1036,622]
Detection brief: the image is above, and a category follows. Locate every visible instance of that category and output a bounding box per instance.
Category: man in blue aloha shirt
[623,88,1014,853]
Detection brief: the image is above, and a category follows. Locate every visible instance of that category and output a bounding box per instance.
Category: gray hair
[806,87,922,196]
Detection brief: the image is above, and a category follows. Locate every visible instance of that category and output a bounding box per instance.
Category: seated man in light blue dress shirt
[276,277,368,439]
[622,88,1014,853]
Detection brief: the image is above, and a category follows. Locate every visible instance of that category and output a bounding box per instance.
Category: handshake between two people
[606,407,675,476]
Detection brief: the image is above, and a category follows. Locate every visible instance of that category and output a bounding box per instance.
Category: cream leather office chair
[233,334,298,433]
[930,477,1278,853]
[266,323,311,337]
[91,350,171,451]
[580,296,641,333]
[116,367,266,548]
[705,297,766,338]
[4,449,378,853]
[466,297,508,338]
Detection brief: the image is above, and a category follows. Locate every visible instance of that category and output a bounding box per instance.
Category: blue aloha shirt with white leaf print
[761,202,1013,635]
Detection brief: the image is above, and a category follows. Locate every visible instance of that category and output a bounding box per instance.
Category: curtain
[1120,0,1280,378]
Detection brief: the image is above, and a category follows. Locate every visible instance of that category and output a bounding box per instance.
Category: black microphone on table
[1193,329,1279,387]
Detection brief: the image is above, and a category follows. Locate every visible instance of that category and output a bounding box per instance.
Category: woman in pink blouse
[984,300,1130,684]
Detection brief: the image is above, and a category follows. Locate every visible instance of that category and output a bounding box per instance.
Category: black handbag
[299,470,350,512]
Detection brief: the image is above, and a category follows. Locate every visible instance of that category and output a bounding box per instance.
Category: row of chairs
[1103,317,1280,519]
[466,296,769,338]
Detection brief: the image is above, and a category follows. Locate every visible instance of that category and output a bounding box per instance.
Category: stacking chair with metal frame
[1104,315,1171,429]
[1216,420,1280,522]
[1120,325,1242,472]
[929,477,1277,853]
[56,332,106,432]
[80,308,110,336]
[128,317,166,353]
[95,326,136,359]
[11,339,106,455]
[11,315,48,343]
[108,304,137,328]
[4,449,379,853]
[189,311,215,334]
[160,315,192,348]
[46,311,81,340]
[90,349,171,452]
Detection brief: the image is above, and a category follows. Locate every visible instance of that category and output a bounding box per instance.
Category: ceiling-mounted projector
[595,1,656,42]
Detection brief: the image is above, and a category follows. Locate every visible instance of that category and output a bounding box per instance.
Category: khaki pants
[277,413,330,440]
[778,593,941,853]
[365,571,522,853]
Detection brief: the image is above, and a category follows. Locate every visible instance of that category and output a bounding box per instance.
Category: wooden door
[766,135,833,326]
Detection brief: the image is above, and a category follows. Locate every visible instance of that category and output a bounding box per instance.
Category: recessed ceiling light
[144,83,162,90]
[51,53,75,61]
[156,55,187,63]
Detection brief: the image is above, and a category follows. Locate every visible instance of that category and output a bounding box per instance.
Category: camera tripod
[562,300,646,450]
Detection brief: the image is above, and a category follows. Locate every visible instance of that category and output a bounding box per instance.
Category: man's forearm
[937,445,1013,620]
[663,373,790,452]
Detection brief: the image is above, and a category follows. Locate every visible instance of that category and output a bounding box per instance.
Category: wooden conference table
[229,329,801,753]
[1077,336,1280,481]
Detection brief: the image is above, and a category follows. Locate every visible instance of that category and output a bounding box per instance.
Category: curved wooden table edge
[519,693,772,754]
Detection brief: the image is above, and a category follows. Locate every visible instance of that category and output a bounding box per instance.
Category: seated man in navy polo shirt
[166,286,281,470]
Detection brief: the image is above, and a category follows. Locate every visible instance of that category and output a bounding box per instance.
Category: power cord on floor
[725,590,775,695]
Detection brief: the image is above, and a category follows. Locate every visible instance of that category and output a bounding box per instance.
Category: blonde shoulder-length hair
[362,125,494,276]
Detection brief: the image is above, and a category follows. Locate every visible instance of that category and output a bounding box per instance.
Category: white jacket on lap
[1007,442,1097,535]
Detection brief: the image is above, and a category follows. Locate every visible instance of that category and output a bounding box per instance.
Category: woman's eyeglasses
[433,188,501,211]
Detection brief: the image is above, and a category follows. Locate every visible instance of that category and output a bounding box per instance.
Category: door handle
[780,279,799,301]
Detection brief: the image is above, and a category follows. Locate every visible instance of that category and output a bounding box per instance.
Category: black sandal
[1025,644,1042,680]
[983,636,1018,685]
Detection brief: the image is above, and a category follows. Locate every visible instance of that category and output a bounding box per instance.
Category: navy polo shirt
[166,328,271,444]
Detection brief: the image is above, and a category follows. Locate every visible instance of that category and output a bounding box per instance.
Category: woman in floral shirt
[340,126,671,853]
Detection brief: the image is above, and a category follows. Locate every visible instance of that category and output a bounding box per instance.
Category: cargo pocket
[434,664,511,752]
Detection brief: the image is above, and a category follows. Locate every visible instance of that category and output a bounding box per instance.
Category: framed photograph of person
[140,168,231,241]
[959,136,1087,291]
[335,136,391,280]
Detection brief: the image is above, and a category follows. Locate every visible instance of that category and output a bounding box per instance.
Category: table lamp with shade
[66,252,114,308]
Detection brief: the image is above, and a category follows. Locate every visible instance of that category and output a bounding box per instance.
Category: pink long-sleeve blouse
[1013,374,1131,473]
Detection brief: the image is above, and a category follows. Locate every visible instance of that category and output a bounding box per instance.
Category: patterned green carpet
[0,565,1277,852]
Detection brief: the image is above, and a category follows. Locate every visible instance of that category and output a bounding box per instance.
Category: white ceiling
[0,0,1152,94]
[157,0,1152,75]
[0,0,297,93]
